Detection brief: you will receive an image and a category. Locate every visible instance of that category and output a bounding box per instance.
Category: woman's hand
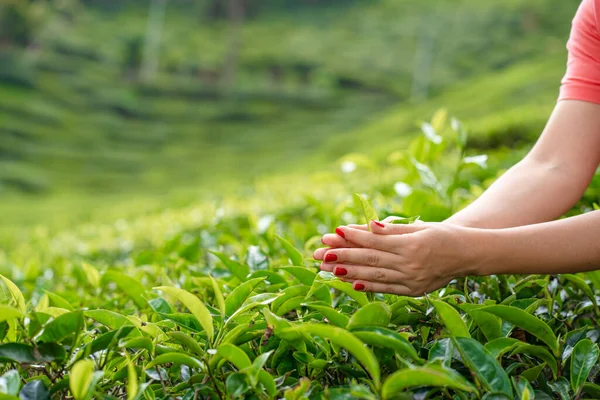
[313,220,482,296]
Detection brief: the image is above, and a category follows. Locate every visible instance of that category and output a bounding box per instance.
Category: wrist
[460,227,504,277]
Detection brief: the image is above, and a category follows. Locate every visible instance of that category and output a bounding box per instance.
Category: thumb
[369,219,426,235]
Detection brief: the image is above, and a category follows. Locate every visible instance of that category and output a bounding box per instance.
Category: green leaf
[154,286,214,342]
[510,344,557,379]
[276,235,304,266]
[19,380,49,400]
[167,331,203,357]
[80,263,101,288]
[126,357,138,400]
[0,370,20,396]
[0,306,22,324]
[279,267,316,286]
[479,305,558,355]
[224,277,266,317]
[431,300,470,338]
[453,337,512,397]
[44,292,74,311]
[145,353,204,370]
[304,304,349,328]
[0,343,66,364]
[283,323,380,388]
[210,251,250,281]
[319,279,369,306]
[84,309,132,330]
[353,193,379,229]
[562,274,598,308]
[582,382,600,398]
[484,338,520,359]
[38,311,83,343]
[249,350,273,387]
[119,337,154,354]
[389,216,421,224]
[351,326,421,362]
[102,270,148,309]
[347,302,391,329]
[209,275,225,317]
[570,339,599,392]
[69,360,95,400]
[381,365,475,399]
[0,275,26,313]
[520,362,547,382]
[459,303,502,341]
[226,373,249,398]
[217,343,252,370]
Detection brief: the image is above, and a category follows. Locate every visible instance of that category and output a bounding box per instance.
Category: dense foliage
[2,112,600,399]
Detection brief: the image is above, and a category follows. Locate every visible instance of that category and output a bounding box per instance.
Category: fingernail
[334,267,347,276]
[325,253,338,262]
[373,220,385,228]
[335,227,345,239]
[321,238,326,245]
[354,283,365,291]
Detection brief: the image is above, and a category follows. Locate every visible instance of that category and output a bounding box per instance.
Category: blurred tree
[221,0,244,93]
[141,0,168,82]
[0,1,35,48]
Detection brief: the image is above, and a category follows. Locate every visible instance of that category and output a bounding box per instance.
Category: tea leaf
[570,339,599,392]
[453,337,512,396]
[276,235,304,266]
[0,275,26,313]
[69,360,95,400]
[283,323,380,388]
[432,300,470,338]
[347,302,391,329]
[381,365,475,398]
[353,193,378,229]
[154,286,214,342]
[479,305,559,355]
[0,307,22,324]
[351,326,420,362]
[145,353,204,370]
[304,304,349,328]
[224,277,266,317]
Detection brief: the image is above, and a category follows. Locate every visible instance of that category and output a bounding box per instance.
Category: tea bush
[1,112,600,400]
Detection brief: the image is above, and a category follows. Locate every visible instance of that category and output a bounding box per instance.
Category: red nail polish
[354,283,365,291]
[335,227,346,239]
[325,253,338,262]
[373,220,385,228]
[334,267,347,276]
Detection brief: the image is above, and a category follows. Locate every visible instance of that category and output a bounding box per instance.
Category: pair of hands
[313,218,479,296]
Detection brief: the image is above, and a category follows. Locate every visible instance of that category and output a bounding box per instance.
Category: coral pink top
[560,0,600,104]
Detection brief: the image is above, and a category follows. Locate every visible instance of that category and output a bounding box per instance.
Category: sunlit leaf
[154,286,214,342]
[381,365,475,399]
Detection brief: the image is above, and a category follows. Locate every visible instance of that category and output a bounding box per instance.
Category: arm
[445,100,600,228]
[473,210,600,276]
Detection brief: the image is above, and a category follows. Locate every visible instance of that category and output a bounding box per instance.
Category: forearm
[471,210,600,276]
[445,157,588,229]
[446,100,600,229]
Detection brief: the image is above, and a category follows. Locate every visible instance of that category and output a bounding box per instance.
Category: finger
[321,233,360,249]
[329,264,406,283]
[323,248,398,269]
[348,224,369,230]
[369,220,427,235]
[351,280,413,296]
[334,226,399,252]
[313,247,328,261]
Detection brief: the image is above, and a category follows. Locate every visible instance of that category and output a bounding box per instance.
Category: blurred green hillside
[0,0,579,235]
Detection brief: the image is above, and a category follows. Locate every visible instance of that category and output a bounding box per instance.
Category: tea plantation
[2,111,600,399]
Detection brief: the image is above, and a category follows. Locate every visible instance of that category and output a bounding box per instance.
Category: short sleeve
[559,0,600,105]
